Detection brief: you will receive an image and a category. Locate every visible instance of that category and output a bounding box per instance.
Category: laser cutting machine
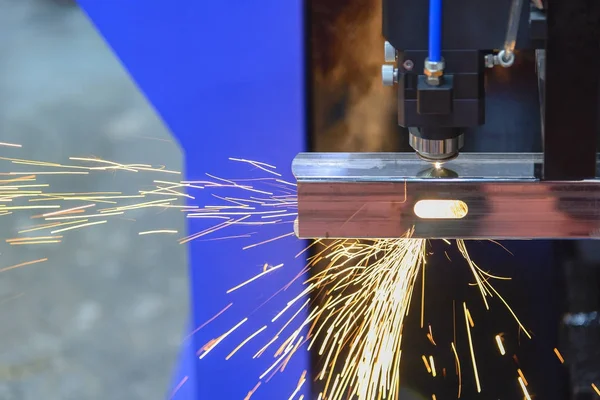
[295,1,600,398]
[79,0,599,397]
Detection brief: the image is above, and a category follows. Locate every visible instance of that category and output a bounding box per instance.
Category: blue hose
[428,0,442,62]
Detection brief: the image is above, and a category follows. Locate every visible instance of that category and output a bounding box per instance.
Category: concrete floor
[0,1,188,399]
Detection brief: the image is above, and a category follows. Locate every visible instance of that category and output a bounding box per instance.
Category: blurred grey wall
[0,1,188,399]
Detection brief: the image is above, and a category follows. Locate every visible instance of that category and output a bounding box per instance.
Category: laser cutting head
[381,0,540,166]
[408,128,464,163]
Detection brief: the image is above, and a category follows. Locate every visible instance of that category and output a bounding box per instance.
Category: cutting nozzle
[409,131,464,163]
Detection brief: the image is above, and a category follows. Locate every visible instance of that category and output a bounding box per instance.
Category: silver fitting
[384,41,397,62]
[381,64,398,86]
[497,50,515,67]
[424,57,445,86]
[485,50,515,68]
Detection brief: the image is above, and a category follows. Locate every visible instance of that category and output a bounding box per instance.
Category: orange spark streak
[0,258,47,273]
[183,303,233,342]
[451,342,462,398]
[517,369,528,386]
[554,348,565,364]
[422,355,432,373]
[464,303,481,393]
[199,318,248,359]
[244,382,261,400]
[168,376,188,400]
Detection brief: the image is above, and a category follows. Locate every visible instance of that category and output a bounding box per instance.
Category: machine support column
[543,0,600,180]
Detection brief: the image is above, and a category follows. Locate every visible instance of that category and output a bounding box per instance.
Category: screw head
[402,59,414,71]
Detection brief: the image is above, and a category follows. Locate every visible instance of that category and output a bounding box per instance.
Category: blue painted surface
[77,1,310,399]
[428,0,442,62]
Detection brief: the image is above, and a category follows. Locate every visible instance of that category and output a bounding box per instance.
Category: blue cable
[428,0,442,62]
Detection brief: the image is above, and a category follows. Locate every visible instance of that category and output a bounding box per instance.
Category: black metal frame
[542,0,600,180]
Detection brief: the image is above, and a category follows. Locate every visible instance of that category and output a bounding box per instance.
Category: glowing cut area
[413,199,468,219]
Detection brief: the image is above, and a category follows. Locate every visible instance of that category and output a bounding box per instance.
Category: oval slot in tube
[414,199,468,219]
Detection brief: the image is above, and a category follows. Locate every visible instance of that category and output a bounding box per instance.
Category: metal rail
[293,153,600,240]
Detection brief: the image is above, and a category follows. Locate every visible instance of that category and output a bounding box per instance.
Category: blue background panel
[77,1,310,398]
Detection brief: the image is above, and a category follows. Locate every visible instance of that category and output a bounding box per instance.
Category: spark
[288,370,307,400]
[0,258,47,273]
[0,205,59,211]
[42,203,95,217]
[226,263,284,294]
[427,324,437,346]
[421,254,426,329]
[168,376,188,400]
[19,220,89,234]
[198,318,248,360]
[68,157,180,174]
[6,236,62,243]
[226,325,267,360]
[244,382,261,400]
[495,334,506,355]
[138,229,178,235]
[0,142,22,148]
[0,292,25,306]
[6,171,88,175]
[229,157,282,177]
[253,335,280,359]
[554,347,565,364]
[518,376,532,400]
[451,342,462,398]
[464,302,481,393]
[242,232,295,250]
[466,308,475,328]
[429,355,437,377]
[9,240,61,245]
[422,355,432,373]
[45,212,123,220]
[517,368,528,386]
[592,383,600,396]
[183,303,233,342]
[51,220,107,233]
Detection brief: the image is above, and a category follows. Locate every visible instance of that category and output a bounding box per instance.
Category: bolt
[381,65,398,86]
[403,59,414,71]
